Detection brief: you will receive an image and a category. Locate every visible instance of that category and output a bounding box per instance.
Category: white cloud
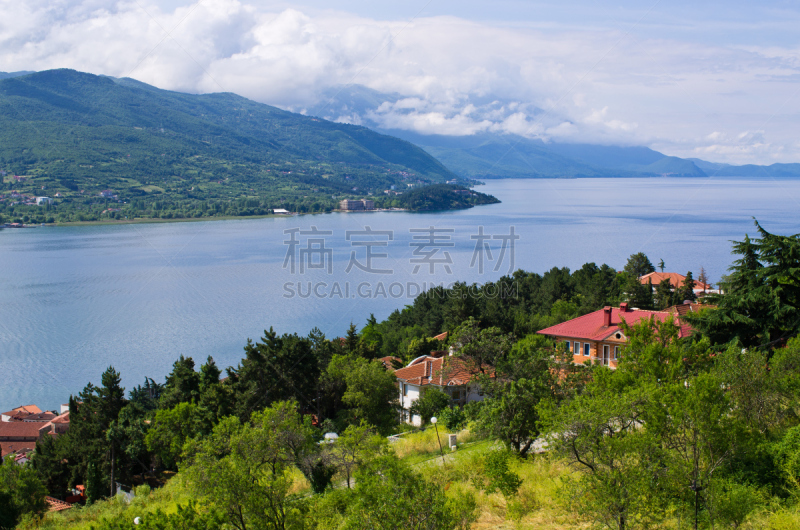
[1,0,799,163]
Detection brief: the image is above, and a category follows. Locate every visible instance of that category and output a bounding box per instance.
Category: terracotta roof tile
[1,442,35,457]
[537,306,690,341]
[46,497,73,512]
[378,356,403,371]
[0,421,43,439]
[393,355,487,386]
[640,272,712,290]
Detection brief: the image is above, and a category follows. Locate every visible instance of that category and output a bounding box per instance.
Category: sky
[2,0,800,164]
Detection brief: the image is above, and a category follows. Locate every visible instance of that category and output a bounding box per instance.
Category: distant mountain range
[306,84,800,179]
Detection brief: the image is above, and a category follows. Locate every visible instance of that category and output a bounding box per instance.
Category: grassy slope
[28,428,800,529]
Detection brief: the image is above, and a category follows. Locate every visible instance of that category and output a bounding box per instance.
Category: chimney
[603,306,612,327]
[620,302,629,312]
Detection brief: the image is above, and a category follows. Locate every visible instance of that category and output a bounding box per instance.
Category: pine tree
[676,271,697,303]
[656,279,674,310]
[697,267,710,293]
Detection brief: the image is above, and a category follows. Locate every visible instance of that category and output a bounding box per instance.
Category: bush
[440,406,467,431]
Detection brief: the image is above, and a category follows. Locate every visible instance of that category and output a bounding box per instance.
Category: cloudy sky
[2,0,800,164]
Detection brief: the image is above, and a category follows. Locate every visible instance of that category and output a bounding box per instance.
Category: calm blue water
[2,176,799,411]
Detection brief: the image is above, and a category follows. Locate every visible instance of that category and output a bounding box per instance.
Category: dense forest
[0,70,491,225]
[5,220,800,529]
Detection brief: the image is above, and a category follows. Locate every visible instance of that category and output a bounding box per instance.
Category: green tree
[0,457,47,527]
[145,402,198,470]
[31,434,71,500]
[313,454,477,530]
[546,381,666,530]
[335,356,400,434]
[450,318,514,374]
[67,366,127,498]
[409,387,451,426]
[477,334,582,456]
[229,328,320,420]
[159,356,201,409]
[328,422,389,489]
[183,401,313,530]
[655,278,673,310]
[623,252,655,278]
[675,271,697,303]
[686,222,800,347]
[658,373,740,530]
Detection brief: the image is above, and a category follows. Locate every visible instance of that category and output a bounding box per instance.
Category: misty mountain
[307,84,799,179]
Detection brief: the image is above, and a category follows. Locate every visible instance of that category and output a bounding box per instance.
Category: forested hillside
[0,70,462,223]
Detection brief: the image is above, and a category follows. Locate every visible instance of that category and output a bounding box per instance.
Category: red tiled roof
[665,303,709,339]
[393,355,487,386]
[20,412,57,422]
[46,496,73,512]
[640,272,712,290]
[51,411,70,424]
[433,332,448,341]
[1,442,35,458]
[0,421,43,439]
[537,305,689,341]
[378,356,402,371]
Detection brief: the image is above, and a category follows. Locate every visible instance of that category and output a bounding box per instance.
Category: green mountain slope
[0,69,460,223]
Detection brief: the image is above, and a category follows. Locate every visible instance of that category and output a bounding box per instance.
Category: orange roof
[393,355,487,386]
[433,332,448,341]
[1,404,42,417]
[537,305,691,342]
[1,442,35,457]
[0,421,43,439]
[46,497,73,512]
[640,272,712,290]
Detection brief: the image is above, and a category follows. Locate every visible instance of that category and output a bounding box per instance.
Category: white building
[392,353,487,426]
[35,197,52,205]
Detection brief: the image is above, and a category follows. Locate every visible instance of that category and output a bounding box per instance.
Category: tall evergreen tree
[655,278,674,310]
[675,271,697,304]
[160,356,201,409]
[66,367,127,499]
[686,222,800,347]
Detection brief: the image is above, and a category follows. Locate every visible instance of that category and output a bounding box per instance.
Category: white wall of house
[399,382,485,426]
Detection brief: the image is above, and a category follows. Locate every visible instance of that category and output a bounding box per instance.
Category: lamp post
[430,417,446,466]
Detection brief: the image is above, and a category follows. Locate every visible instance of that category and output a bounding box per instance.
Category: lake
[2,176,799,411]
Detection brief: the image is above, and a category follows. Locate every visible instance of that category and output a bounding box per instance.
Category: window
[564,340,571,351]
[603,345,610,366]
[614,346,620,360]
[573,341,580,355]
[402,383,408,396]
[584,343,591,357]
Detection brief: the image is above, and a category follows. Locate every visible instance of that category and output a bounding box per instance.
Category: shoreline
[2,207,427,229]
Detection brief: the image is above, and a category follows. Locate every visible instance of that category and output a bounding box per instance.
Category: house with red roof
[393,353,487,426]
[537,302,693,369]
[1,404,42,422]
[0,421,43,460]
[639,272,715,294]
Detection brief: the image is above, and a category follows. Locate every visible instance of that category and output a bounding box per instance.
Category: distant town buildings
[339,199,375,211]
[1,403,70,462]
[35,196,53,205]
